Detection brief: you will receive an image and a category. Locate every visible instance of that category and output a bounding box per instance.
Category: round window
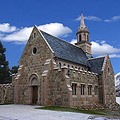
[33,47,37,54]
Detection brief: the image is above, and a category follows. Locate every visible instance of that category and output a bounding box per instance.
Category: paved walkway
[0,105,90,120]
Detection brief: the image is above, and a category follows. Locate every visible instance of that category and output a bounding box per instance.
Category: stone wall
[102,54,116,106]
[69,67,99,108]
[39,58,70,107]
[45,60,119,110]
[98,75,104,104]
[46,67,70,107]
[0,84,14,104]
[41,59,99,108]
[13,26,53,104]
[56,59,88,71]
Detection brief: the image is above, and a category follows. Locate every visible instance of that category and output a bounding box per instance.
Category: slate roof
[88,57,105,74]
[40,30,105,74]
[40,30,90,67]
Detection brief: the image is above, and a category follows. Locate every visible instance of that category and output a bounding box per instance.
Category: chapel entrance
[29,74,39,105]
[32,86,38,104]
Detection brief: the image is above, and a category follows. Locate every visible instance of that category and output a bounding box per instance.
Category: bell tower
[75,12,92,58]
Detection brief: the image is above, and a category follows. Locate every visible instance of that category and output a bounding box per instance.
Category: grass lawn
[0,103,12,105]
[36,106,120,117]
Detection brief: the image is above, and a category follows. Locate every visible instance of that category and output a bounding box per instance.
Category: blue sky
[0,0,120,74]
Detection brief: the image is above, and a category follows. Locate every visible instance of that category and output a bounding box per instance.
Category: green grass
[0,103,12,105]
[36,106,108,116]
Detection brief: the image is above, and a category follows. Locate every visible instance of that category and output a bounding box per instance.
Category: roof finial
[80,12,86,28]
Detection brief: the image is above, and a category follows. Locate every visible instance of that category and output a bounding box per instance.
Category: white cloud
[76,15,120,22]
[76,16,101,21]
[38,23,72,37]
[70,39,77,44]
[104,16,120,22]
[91,41,120,56]
[109,54,120,58]
[0,23,16,32]
[3,27,32,42]
[1,23,72,43]
[70,39,120,58]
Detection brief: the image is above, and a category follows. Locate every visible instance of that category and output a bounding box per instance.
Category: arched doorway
[29,74,39,104]
[31,77,38,104]
[32,86,38,104]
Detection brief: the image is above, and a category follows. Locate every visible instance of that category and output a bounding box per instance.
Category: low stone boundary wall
[0,83,14,104]
[75,103,120,110]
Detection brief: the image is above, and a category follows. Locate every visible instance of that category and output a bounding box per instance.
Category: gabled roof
[40,30,90,67]
[88,57,105,74]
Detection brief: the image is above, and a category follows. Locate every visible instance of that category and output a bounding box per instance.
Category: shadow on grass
[36,106,120,118]
[0,103,13,105]
[36,106,108,115]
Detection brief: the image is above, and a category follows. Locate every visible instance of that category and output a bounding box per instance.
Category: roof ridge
[88,56,105,60]
[39,29,84,51]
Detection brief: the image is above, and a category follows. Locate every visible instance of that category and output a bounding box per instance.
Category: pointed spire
[80,12,86,28]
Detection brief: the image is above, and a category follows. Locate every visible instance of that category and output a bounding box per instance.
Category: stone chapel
[0,13,119,110]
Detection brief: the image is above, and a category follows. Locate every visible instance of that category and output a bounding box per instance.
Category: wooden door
[32,86,38,104]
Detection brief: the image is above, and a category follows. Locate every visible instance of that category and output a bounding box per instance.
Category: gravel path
[0,105,90,120]
[0,105,120,120]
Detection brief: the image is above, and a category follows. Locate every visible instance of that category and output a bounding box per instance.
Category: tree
[0,41,11,84]
[10,66,19,75]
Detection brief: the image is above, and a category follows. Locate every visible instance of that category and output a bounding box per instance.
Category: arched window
[108,67,110,73]
[33,47,37,54]
[87,35,89,41]
[63,63,66,66]
[34,32,36,38]
[67,69,71,77]
[58,62,61,69]
[81,84,85,95]
[79,35,81,42]
[72,83,77,95]
[88,85,92,95]
[83,34,86,40]
[68,65,70,68]
[95,86,98,95]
